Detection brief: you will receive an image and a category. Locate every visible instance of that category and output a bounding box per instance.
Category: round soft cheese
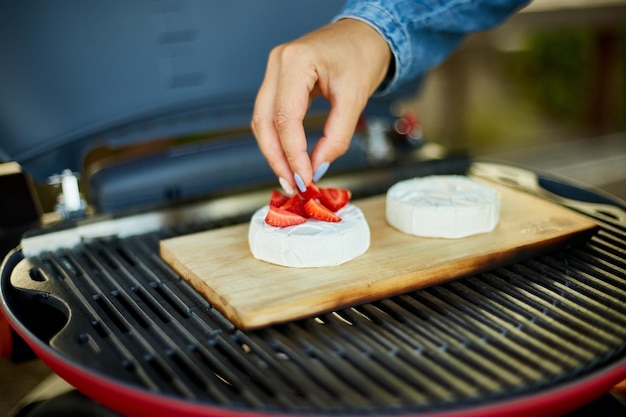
[248,204,370,267]
[385,175,500,238]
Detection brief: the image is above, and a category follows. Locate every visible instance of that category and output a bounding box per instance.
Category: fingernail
[278,177,294,195]
[312,161,330,182]
[293,173,306,193]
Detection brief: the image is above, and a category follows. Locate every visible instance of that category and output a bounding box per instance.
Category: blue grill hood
[1,1,412,183]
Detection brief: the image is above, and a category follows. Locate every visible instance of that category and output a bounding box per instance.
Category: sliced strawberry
[265,206,307,227]
[298,183,321,200]
[280,195,309,218]
[319,187,351,212]
[269,189,290,207]
[304,198,341,222]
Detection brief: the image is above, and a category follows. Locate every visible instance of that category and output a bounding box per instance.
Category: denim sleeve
[332,0,530,95]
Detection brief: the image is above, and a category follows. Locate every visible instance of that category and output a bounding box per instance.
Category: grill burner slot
[3,184,626,414]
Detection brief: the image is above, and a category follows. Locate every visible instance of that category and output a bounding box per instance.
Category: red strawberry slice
[319,187,351,212]
[280,195,309,218]
[304,198,341,222]
[298,183,321,200]
[269,189,290,207]
[265,206,307,227]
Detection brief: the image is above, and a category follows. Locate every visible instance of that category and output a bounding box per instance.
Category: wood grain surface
[160,179,598,329]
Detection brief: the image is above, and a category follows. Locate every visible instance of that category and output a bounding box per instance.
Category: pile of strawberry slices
[264,183,352,227]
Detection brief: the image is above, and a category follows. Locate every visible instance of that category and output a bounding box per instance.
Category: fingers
[273,45,319,187]
[252,45,317,190]
[251,48,296,191]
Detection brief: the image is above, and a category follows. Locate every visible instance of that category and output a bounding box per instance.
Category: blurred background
[1,0,625,416]
[402,0,626,199]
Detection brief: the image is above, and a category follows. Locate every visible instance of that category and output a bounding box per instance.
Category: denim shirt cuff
[332,4,408,96]
[333,0,530,96]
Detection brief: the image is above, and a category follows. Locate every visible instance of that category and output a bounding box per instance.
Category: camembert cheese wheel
[385,175,500,238]
[248,204,370,267]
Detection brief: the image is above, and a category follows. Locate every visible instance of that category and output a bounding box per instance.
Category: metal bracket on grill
[48,169,88,220]
[20,189,270,257]
[21,211,167,257]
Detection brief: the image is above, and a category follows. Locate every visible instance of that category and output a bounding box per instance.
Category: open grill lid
[0,1,420,184]
[2,162,625,417]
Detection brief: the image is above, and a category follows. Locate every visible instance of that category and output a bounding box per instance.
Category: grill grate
[5,194,626,414]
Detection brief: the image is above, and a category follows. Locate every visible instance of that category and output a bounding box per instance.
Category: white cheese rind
[248,204,370,267]
[385,175,500,238]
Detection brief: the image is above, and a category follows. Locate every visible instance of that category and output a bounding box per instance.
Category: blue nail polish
[293,173,306,193]
[313,162,330,182]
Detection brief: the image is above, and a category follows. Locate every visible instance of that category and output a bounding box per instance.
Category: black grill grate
[4,196,626,414]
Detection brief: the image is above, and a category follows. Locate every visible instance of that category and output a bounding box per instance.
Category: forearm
[333,0,531,94]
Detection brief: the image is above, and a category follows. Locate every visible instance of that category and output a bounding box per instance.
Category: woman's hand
[251,18,391,193]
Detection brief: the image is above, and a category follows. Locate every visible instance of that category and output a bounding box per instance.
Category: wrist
[332,18,392,95]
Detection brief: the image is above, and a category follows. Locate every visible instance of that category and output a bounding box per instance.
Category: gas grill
[2,161,626,417]
[1,2,625,416]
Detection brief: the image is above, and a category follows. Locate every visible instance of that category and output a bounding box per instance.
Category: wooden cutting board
[160,179,598,329]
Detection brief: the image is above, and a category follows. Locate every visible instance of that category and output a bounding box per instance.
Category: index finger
[272,46,321,187]
[251,56,295,187]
